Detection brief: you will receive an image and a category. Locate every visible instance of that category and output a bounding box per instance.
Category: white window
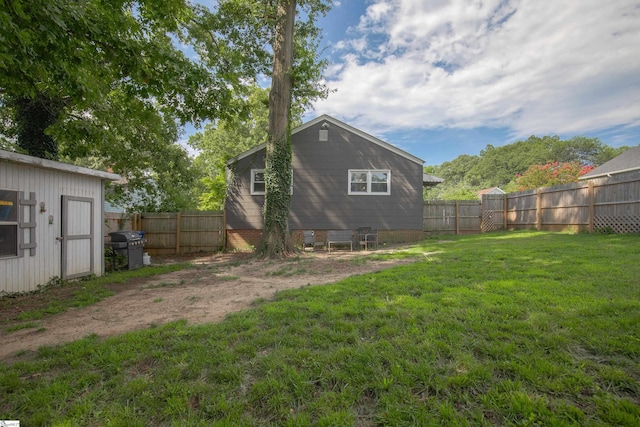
[250,169,294,195]
[348,170,391,195]
[0,189,18,258]
[250,169,266,195]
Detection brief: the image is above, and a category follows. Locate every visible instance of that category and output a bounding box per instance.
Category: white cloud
[358,1,394,29]
[314,0,640,139]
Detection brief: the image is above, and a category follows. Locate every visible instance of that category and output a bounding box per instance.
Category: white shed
[0,150,121,294]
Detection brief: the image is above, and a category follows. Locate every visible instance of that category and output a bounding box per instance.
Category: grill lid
[109,230,142,242]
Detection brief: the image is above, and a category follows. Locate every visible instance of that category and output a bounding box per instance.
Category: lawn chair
[357,227,378,250]
[303,231,315,250]
[303,230,324,251]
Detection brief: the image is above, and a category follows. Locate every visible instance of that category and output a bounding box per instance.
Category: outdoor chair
[357,227,378,250]
[303,230,324,251]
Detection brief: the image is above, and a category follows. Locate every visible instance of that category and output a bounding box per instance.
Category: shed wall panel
[1,160,106,294]
[67,239,92,275]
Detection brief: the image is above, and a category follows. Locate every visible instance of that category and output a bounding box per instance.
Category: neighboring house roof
[226,114,425,166]
[579,145,640,180]
[478,187,506,197]
[104,200,126,213]
[423,173,444,187]
[0,149,121,181]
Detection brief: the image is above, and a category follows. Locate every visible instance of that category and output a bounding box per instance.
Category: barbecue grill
[108,231,145,270]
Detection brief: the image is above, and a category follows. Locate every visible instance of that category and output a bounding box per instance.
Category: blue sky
[307,0,640,165]
[186,0,640,166]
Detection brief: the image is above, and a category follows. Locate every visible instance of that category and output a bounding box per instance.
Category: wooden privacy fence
[105,211,224,255]
[423,200,482,235]
[105,172,638,252]
[424,171,640,235]
[506,171,640,233]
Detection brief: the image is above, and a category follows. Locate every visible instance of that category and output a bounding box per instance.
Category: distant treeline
[424,135,631,200]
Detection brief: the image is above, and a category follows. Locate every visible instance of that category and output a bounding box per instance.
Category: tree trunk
[14,95,64,160]
[261,0,296,258]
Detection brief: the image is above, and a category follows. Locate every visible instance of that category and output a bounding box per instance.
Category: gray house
[579,145,640,180]
[225,115,426,250]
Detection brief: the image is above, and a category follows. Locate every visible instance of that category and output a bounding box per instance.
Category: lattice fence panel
[594,216,640,234]
[481,211,497,232]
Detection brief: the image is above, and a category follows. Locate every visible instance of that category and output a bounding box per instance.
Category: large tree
[262,0,297,257]
[0,0,280,210]
[1,0,331,212]
[262,0,332,257]
[507,161,595,192]
[202,0,331,256]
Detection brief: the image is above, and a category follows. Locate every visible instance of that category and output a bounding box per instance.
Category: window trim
[0,189,19,259]
[348,169,391,195]
[250,169,294,196]
[250,169,266,195]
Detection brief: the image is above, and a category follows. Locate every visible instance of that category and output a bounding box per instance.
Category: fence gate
[424,201,482,234]
[61,195,94,280]
[481,194,506,232]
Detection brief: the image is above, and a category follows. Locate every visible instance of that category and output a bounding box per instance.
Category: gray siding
[226,151,266,229]
[226,120,423,231]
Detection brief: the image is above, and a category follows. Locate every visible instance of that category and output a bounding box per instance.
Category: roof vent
[319,122,329,141]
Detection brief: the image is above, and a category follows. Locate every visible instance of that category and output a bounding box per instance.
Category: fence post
[588,181,595,233]
[455,200,460,235]
[536,188,542,231]
[175,212,182,254]
[222,208,227,250]
[503,194,508,230]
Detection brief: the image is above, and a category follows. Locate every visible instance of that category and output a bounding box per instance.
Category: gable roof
[423,173,444,187]
[227,114,424,166]
[579,145,640,180]
[0,149,121,181]
[478,187,506,196]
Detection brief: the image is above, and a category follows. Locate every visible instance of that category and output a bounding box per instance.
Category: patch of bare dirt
[0,247,419,362]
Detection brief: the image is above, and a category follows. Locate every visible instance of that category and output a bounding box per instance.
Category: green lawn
[1,232,639,426]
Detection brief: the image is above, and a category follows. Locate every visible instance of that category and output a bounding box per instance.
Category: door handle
[56,237,64,241]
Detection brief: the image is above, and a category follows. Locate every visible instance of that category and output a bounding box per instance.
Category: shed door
[61,195,94,280]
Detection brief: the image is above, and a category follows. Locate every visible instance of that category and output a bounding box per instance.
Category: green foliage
[189,84,307,211]
[470,137,562,186]
[11,95,64,159]
[424,182,479,201]
[507,161,595,192]
[1,0,218,136]
[1,0,331,212]
[189,0,331,111]
[104,247,128,273]
[0,0,238,211]
[197,174,227,211]
[190,86,273,210]
[425,136,627,200]
[437,154,482,186]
